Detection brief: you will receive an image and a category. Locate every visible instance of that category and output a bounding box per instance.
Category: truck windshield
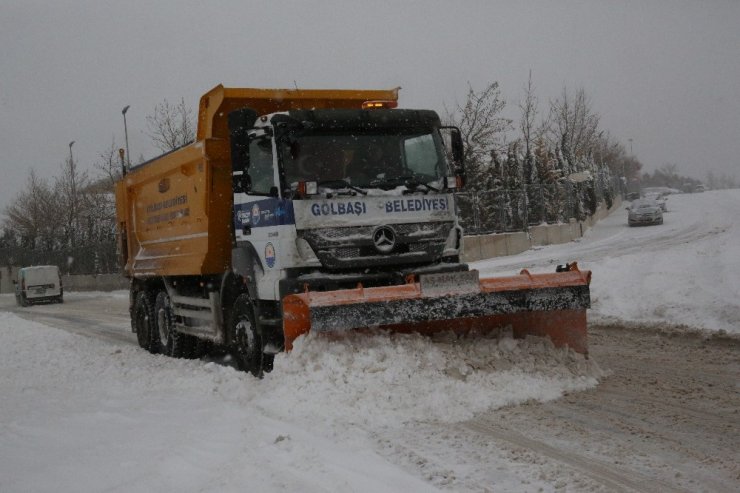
[280,131,449,191]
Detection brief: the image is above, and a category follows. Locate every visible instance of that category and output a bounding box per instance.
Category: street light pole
[628,138,633,155]
[68,140,77,248]
[122,105,131,170]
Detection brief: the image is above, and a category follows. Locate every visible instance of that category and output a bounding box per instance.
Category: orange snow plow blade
[282,263,591,355]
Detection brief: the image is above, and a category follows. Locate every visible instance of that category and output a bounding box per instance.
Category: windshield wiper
[367,175,440,193]
[317,180,368,195]
[395,175,440,193]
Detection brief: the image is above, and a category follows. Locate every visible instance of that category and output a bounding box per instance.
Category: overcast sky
[1,0,739,210]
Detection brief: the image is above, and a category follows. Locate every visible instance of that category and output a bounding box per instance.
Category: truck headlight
[444,226,462,254]
[295,238,319,262]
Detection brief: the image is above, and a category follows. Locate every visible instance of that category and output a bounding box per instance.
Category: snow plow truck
[115,85,591,376]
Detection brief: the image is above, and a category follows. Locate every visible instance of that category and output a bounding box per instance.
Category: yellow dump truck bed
[116,85,399,278]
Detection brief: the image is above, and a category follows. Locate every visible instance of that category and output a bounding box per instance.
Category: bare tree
[55,152,90,249]
[445,82,512,191]
[93,137,124,189]
[519,70,546,186]
[146,97,195,153]
[519,70,538,164]
[548,87,600,174]
[3,170,58,249]
[3,146,124,274]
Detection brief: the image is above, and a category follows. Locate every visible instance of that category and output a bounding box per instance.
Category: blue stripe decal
[234,198,295,230]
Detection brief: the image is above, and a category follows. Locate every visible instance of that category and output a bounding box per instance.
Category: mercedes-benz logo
[372,226,396,254]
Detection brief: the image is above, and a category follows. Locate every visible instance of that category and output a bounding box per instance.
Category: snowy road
[2,190,739,492]
[0,291,134,345]
[384,325,739,492]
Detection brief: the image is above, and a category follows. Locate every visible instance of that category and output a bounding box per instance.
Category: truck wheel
[192,339,212,359]
[133,291,155,351]
[231,294,264,377]
[154,290,197,358]
[153,291,173,355]
[171,331,198,359]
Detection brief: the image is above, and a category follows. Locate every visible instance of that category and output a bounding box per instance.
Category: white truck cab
[14,265,64,306]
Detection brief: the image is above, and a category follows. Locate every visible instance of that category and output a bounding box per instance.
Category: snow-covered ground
[476,188,740,335]
[1,189,738,492]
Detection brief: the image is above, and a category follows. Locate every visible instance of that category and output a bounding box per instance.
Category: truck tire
[133,291,155,351]
[154,290,197,359]
[172,331,198,359]
[192,339,212,359]
[153,291,173,355]
[231,293,264,377]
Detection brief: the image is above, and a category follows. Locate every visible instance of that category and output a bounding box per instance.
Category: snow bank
[262,330,599,427]
[475,189,740,335]
[0,312,599,492]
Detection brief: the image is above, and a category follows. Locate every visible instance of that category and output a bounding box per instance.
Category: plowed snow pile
[0,312,600,426]
[261,331,600,427]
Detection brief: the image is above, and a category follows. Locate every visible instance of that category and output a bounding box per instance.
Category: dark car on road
[627,199,664,226]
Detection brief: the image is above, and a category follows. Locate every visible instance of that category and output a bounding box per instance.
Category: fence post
[473,193,481,235]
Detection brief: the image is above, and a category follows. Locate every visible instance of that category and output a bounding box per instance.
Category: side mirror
[228,108,258,194]
[440,126,466,188]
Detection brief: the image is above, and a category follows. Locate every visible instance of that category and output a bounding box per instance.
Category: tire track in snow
[1,295,134,346]
[462,418,680,493]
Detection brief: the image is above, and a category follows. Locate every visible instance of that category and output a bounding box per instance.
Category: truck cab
[228,106,467,308]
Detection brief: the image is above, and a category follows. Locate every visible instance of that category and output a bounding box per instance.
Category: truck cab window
[403,134,443,178]
[248,138,276,195]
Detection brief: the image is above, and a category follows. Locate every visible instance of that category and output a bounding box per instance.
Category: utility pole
[122,105,131,170]
[68,141,76,204]
[68,140,77,249]
[119,148,127,177]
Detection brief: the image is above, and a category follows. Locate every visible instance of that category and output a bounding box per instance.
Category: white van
[14,265,64,306]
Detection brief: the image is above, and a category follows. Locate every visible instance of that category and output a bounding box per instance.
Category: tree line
[446,75,636,233]
[638,163,736,192]
[2,78,638,273]
[0,99,194,274]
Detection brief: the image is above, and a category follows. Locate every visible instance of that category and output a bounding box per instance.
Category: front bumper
[629,215,661,225]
